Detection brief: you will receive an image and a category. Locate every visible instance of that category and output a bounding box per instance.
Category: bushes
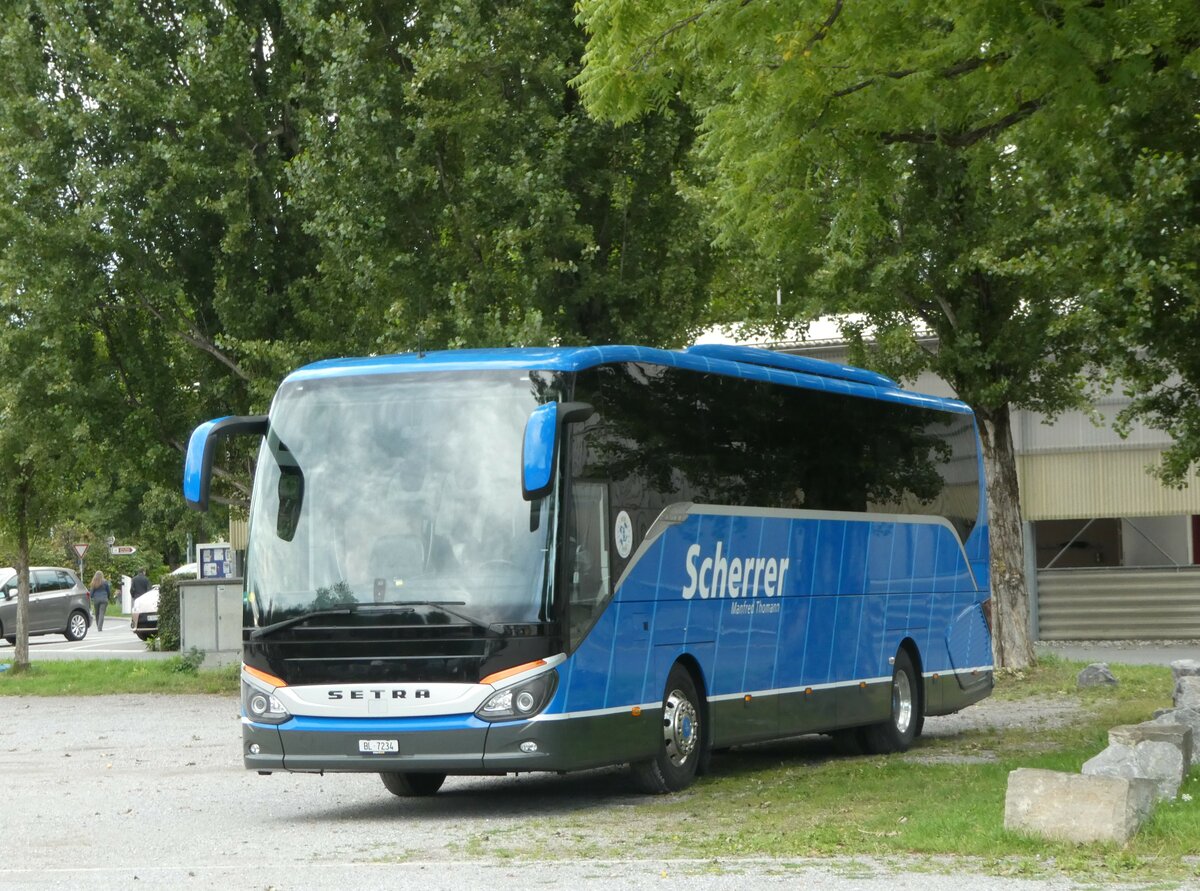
[155,575,181,651]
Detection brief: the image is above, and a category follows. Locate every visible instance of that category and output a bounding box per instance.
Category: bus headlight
[241,678,291,725]
[475,671,558,722]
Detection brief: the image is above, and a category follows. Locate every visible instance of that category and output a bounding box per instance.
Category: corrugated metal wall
[1037,567,1200,639]
[228,517,249,550]
[1018,449,1200,521]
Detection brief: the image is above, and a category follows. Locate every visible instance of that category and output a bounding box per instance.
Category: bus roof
[285,345,972,415]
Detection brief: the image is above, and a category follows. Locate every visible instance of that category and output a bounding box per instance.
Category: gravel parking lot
[2,689,1159,891]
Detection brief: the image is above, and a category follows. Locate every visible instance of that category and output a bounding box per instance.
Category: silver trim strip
[533,666,995,721]
[614,503,979,593]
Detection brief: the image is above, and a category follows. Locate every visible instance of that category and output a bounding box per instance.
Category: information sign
[198,542,235,579]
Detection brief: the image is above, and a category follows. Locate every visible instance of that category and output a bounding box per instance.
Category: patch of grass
[472,657,1200,883]
[0,657,239,695]
[992,654,1173,708]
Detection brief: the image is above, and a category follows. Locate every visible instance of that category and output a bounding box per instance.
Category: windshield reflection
[245,370,559,628]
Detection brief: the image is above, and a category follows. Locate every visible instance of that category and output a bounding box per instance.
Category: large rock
[1176,675,1200,710]
[1077,663,1119,688]
[1150,708,1200,768]
[1172,660,1200,708]
[1081,722,1192,800]
[1004,768,1155,844]
[1171,659,1200,684]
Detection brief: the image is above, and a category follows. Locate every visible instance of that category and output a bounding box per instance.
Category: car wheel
[63,610,89,642]
[3,636,14,647]
[861,649,921,755]
[630,663,706,794]
[379,772,446,797]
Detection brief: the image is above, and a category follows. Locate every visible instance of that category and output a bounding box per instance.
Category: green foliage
[0,0,717,534]
[0,658,239,695]
[284,0,714,352]
[155,575,181,652]
[170,647,207,674]
[577,0,1197,423]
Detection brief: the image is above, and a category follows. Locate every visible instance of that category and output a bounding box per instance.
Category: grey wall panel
[1037,567,1200,639]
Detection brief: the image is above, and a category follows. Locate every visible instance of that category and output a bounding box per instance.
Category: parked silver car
[0,566,91,645]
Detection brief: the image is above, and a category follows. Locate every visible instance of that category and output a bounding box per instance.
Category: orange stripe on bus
[243,665,287,688]
[480,660,546,685]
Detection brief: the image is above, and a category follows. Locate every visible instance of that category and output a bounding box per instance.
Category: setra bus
[183,344,993,796]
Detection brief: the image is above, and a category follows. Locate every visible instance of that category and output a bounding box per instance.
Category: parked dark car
[0,566,91,645]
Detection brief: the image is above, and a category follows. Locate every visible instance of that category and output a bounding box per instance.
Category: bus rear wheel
[631,664,705,794]
[862,649,921,754]
[380,771,446,797]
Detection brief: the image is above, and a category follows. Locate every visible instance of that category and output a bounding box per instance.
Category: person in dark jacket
[130,568,151,600]
[89,571,111,631]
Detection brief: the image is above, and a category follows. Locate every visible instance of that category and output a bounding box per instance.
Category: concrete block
[1150,708,1200,767]
[1175,675,1200,710]
[1082,722,1191,800]
[1171,659,1200,684]
[1004,768,1155,845]
[1077,663,1118,688]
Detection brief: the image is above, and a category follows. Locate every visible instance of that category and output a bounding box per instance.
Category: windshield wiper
[250,607,355,639]
[249,600,496,639]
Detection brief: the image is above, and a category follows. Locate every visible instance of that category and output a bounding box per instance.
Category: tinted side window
[54,571,75,590]
[573,362,979,545]
[31,570,57,593]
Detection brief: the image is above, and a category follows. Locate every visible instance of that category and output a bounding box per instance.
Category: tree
[1047,71,1200,486]
[0,297,88,670]
[576,0,1199,667]
[283,0,714,350]
[0,0,716,520]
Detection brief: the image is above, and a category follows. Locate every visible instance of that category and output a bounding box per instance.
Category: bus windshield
[244,370,560,630]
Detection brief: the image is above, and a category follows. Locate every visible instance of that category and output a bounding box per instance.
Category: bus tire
[631,664,705,794]
[379,771,446,797]
[862,649,920,755]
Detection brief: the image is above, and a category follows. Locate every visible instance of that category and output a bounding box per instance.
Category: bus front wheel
[631,664,705,794]
[380,771,446,797]
[862,649,921,755]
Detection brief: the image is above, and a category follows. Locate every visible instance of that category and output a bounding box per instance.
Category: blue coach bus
[183,344,992,796]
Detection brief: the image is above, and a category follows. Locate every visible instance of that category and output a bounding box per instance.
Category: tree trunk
[977,403,1036,669]
[13,474,31,673]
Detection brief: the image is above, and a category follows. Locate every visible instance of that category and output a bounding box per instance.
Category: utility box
[179,578,242,667]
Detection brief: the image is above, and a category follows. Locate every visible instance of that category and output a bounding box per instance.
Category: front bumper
[130,613,158,634]
[243,709,655,775]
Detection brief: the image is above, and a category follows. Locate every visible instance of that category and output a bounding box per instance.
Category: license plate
[358,739,399,754]
[146,614,159,623]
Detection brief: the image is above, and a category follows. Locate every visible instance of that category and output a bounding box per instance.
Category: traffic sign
[72,543,89,558]
[109,545,138,556]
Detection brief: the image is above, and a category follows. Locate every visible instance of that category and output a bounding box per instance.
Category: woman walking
[89,570,111,632]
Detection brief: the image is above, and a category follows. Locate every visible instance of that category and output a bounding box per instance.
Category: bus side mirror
[521,402,594,501]
[183,415,269,511]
